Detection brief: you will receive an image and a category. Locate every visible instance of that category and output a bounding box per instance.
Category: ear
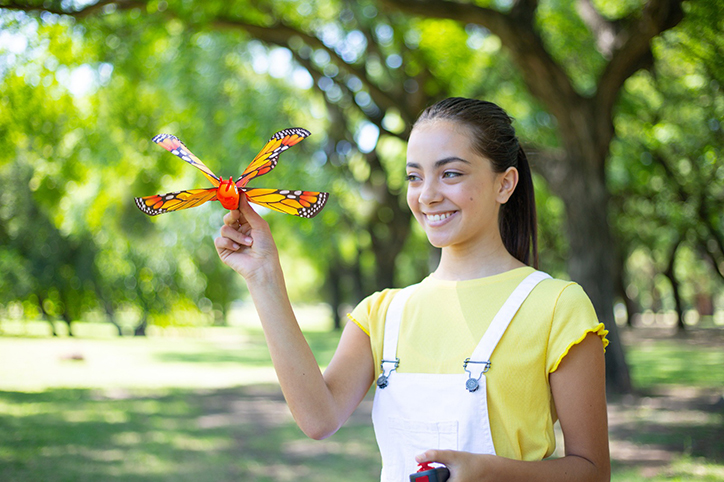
[496,167,519,204]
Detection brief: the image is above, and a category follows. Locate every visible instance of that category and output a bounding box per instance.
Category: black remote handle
[409,465,450,482]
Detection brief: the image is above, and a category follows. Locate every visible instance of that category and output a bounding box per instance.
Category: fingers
[214,233,241,252]
[219,223,252,249]
[223,209,240,227]
[215,196,271,259]
[218,207,252,252]
[415,449,455,465]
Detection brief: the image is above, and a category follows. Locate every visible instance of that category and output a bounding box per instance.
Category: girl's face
[405,119,517,252]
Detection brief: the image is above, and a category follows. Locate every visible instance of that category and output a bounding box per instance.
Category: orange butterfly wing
[242,188,328,219]
[236,128,311,187]
[153,134,220,187]
[135,188,218,216]
[136,129,328,218]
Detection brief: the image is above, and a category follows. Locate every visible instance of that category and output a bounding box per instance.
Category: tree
[375,0,688,396]
[0,7,305,333]
[609,0,724,330]
[4,0,713,393]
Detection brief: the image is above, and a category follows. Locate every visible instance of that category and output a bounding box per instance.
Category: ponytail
[499,147,538,269]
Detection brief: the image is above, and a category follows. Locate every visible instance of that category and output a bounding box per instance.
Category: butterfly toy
[135,128,328,218]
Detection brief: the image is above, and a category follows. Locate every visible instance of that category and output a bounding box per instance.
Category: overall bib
[371,271,551,482]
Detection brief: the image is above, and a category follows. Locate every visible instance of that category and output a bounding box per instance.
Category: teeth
[426,212,452,222]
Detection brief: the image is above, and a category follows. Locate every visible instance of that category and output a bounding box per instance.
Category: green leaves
[1,0,721,337]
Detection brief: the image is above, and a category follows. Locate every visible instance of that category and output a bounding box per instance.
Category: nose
[417,179,442,206]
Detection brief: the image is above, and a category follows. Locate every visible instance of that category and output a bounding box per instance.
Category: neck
[432,238,526,281]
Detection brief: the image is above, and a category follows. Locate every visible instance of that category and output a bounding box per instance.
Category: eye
[442,171,462,179]
[406,172,422,182]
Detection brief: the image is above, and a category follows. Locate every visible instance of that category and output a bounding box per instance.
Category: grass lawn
[0,318,722,481]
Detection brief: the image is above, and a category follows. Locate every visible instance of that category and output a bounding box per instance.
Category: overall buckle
[463,358,491,392]
[377,358,400,389]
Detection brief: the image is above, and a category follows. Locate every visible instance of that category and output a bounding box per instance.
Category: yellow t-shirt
[347,266,608,461]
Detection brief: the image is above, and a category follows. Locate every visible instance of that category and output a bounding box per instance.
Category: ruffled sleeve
[346,312,370,336]
[347,289,397,337]
[546,283,609,375]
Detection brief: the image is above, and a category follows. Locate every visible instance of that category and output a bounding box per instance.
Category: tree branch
[595,0,684,118]
[379,0,581,127]
[1,0,146,18]
[653,150,724,280]
[575,0,619,58]
[212,16,413,126]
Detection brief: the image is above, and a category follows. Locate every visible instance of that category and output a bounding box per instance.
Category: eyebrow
[406,156,472,169]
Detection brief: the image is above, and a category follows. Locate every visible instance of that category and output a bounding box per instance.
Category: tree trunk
[327,258,343,330]
[613,250,638,327]
[367,152,413,291]
[104,303,124,336]
[61,313,74,337]
[543,103,632,394]
[134,315,148,336]
[663,238,685,331]
[561,173,632,394]
[37,294,58,337]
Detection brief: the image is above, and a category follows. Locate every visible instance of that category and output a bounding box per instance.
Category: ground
[0,319,722,481]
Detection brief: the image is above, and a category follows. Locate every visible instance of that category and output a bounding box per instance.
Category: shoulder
[347,287,403,336]
[538,277,597,320]
[536,277,594,310]
[527,274,600,336]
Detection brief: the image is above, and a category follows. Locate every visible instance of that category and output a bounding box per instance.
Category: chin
[425,235,451,249]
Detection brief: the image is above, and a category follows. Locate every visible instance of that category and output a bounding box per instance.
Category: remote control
[409,462,450,482]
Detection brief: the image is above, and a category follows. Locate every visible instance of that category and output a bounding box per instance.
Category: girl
[215,97,611,482]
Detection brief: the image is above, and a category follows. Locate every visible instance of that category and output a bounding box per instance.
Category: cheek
[406,188,417,211]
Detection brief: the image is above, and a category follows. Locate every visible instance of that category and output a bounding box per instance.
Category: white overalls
[371,271,551,482]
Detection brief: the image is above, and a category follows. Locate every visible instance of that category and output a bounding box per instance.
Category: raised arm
[215,197,375,439]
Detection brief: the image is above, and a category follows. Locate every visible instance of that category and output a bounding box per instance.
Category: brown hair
[415,97,539,268]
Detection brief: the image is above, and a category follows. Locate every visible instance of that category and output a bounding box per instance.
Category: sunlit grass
[1,321,722,481]
[626,338,724,389]
[0,319,339,392]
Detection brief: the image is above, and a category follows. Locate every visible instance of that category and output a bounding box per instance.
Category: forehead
[407,119,478,161]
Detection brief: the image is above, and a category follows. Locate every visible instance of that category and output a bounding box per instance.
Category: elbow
[304,428,332,441]
[297,418,341,441]
[595,452,611,482]
[589,457,611,482]
[301,424,337,441]
[570,453,610,482]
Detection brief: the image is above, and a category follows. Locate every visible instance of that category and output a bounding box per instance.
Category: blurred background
[0,0,722,480]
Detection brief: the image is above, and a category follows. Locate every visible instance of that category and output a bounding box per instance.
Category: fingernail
[232,243,240,250]
[244,236,253,245]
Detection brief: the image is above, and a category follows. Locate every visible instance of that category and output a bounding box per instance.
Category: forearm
[245,265,342,439]
[215,203,368,439]
[483,454,609,482]
[420,451,609,482]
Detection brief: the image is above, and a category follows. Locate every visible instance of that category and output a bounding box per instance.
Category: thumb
[237,193,266,229]
[416,449,457,466]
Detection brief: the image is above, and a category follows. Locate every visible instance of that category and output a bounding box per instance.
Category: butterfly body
[217,177,239,210]
[135,128,328,218]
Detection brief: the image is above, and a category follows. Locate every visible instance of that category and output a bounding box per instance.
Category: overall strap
[463,270,551,392]
[469,270,551,364]
[377,284,419,388]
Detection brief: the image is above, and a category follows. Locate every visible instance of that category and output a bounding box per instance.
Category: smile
[425,212,454,223]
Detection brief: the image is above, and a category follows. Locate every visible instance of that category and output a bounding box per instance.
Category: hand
[214,195,281,282]
[416,450,497,482]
